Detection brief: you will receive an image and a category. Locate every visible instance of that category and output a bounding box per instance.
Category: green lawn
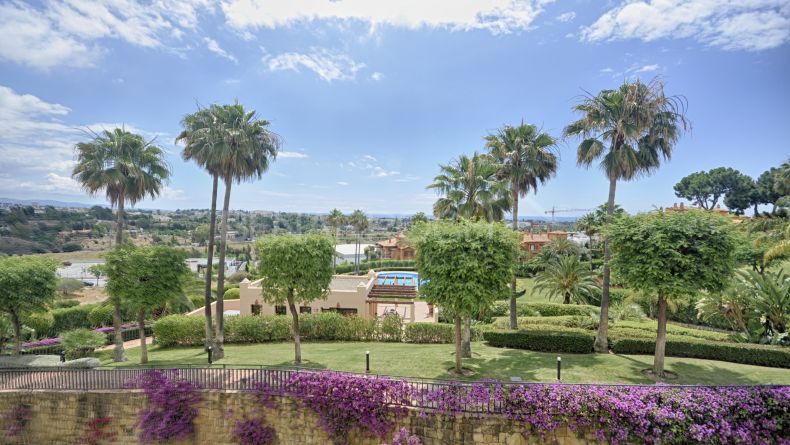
[99,341,790,385]
[516,278,548,303]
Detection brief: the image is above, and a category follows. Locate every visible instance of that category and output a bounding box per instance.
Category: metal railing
[0,366,781,414]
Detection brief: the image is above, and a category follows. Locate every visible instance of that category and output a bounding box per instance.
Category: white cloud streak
[204,37,238,63]
[278,151,309,159]
[267,48,366,82]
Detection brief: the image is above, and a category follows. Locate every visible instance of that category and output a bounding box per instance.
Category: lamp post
[556,356,561,381]
[207,346,213,365]
[365,351,370,373]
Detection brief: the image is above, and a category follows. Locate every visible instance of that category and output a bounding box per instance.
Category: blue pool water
[376,271,420,287]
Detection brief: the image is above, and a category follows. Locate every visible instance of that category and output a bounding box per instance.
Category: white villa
[334,243,372,265]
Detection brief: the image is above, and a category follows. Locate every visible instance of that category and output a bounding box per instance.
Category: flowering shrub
[129,371,202,444]
[285,372,414,440]
[381,427,422,445]
[233,417,276,445]
[2,404,31,438]
[80,417,118,445]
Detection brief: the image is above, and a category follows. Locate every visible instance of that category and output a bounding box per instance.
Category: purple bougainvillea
[382,427,422,445]
[233,417,276,445]
[3,404,31,438]
[129,371,202,444]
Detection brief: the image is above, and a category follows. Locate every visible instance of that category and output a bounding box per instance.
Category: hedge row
[335,259,416,274]
[489,301,599,318]
[483,329,595,354]
[611,338,790,369]
[402,323,483,344]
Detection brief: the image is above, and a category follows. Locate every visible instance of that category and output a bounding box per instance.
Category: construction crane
[544,206,595,225]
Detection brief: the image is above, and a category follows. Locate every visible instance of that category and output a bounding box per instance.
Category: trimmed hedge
[403,323,484,344]
[483,329,594,354]
[154,315,205,346]
[489,302,599,318]
[611,338,790,369]
[50,304,97,337]
[335,259,416,274]
[88,304,115,328]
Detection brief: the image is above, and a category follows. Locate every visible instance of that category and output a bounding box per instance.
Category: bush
[227,271,250,283]
[378,313,403,342]
[484,328,594,354]
[23,312,54,338]
[53,299,80,309]
[610,338,790,368]
[61,328,106,359]
[524,303,600,317]
[188,296,205,310]
[50,304,97,336]
[153,315,205,347]
[61,242,83,252]
[88,304,115,327]
[225,316,291,343]
[224,288,240,300]
[335,259,416,274]
[57,278,85,296]
[404,323,455,343]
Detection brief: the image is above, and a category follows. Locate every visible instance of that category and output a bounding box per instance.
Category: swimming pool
[376,271,420,287]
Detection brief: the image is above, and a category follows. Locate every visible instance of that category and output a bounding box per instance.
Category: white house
[334,243,372,266]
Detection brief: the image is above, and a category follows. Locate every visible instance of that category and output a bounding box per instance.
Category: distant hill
[0,197,102,209]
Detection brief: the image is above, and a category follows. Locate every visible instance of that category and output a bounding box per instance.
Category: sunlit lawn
[98,341,790,385]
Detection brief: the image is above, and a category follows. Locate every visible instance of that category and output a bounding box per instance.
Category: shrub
[299,312,347,340]
[53,299,80,309]
[378,313,403,342]
[88,304,115,328]
[50,304,97,336]
[224,288,240,300]
[525,302,600,317]
[22,311,54,338]
[61,242,83,252]
[225,316,291,343]
[404,323,454,343]
[483,328,595,354]
[61,328,106,359]
[610,338,790,368]
[227,271,250,283]
[338,316,377,341]
[153,315,205,347]
[57,277,84,296]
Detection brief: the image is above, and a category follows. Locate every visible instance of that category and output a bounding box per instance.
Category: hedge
[483,329,595,354]
[154,315,205,347]
[50,304,97,337]
[335,259,416,274]
[403,323,484,344]
[488,302,599,318]
[611,338,790,369]
[88,304,115,328]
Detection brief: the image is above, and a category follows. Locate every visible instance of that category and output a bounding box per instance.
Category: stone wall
[0,390,600,445]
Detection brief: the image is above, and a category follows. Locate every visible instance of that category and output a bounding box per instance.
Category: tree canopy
[0,256,58,353]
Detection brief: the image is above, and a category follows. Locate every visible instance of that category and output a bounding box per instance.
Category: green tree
[0,257,58,354]
[673,167,745,210]
[733,270,788,340]
[564,78,690,353]
[72,127,171,362]
[534,255,599,305]
[411,220,518,374]
[410,212,429,226]
[255,234,334,364]
[607,210,735,376]
[427,153,511,222]
[723,172,756,215]
[349,210,368,275]
[486,122,558,330]
[326,209,345,273]
[105,245,189,364]
[87,264,104,286]
[754,167,783,214]
[57,278,84,296]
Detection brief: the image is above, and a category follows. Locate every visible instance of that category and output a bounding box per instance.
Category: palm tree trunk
[510,186,519,330]
[214,178,232,360]
[287,289,301,364]
[203,174,218,350]
[111,297,126,362]
[461,317,472,358]
[454,314,462,374]
[11,311,20,356]
[138,308,148,364]
[115,195,124,246]
[653,294,668,377]
[564,292,571,304]
[594,177,617,353]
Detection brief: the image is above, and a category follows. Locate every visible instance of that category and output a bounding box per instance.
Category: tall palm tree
[326,209,345,273]
[72,127,171,362]
[350,209,368,274]
[533,256,599,305]
[176,107,221,351]
[563,78,690,352]
[486,122,558,329]
[428,153,511,222]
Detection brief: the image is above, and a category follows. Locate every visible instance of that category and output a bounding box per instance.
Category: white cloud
[278,151,308,159]
[556,11,576,23]
[363,154,377,162]
[336,181,349,186]
[161,186,187,200]
[582,0,790,51]
[635,63,660,73]
[372,166,399,177]
[370,72,384,81]
[0,0,213,70]
[222,0,553,35]
[204,37,238,63]
[267,48,366,82]
[599,67,614,73]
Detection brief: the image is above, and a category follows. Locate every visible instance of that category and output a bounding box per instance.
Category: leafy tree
[326,209,345,273]
[564,78,689,353]
[486,122,558,330]
[732,270,788,342]
[177,102,280,360]
[534,256,599,305]
[410,212,429,226]
[349,210,368,275]
[607,210,735,377]
[105,245,189,364]
[88,264,104,286]
[57,278,84,296]
[722,172,756,215]
[535,238,583,265]
[427,153,511,222]
[192,224,211,246]
[411,220,518,374]
[754,167,783,214]
[673,167,749,211]
[0,256,58,354]
[255,234,334,364]
[72,127,171,362]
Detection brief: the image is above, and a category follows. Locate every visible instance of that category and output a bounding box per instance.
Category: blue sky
[0,0,788,216]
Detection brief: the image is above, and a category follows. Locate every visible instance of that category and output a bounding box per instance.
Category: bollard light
[557,356,561,381]
[207,346,213,365]
[365,351,370,373]
[59,350,66,363]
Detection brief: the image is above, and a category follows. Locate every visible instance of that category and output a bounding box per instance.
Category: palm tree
[349,209,368,274]
[72,127,171,362]
[428,153,511,222]
[326,209,345,273]
[486,122,558,330]
[563,78,690,352]
[176,107,221,352]
[533,256,599,305]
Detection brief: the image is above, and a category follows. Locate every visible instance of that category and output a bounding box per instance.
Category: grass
[516,278,550,303]
[98,341,790,385]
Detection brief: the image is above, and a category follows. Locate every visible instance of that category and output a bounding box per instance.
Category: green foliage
[610,338,790,369]
[488,301,598,318]
[729,269,789,340]
[225,315,292,343]
[412,220,519,318]
[88,304,115,327]
[533,256,599,304]
[484,329,594,354]
[61,242,83,252]
[227,271,250,283]
[673,167,747,210]
[53,299,80,309]
[22,311,54,338]
[152,315,205,347]
[0,256,59,330]
[224,288,240,300]
[57,278,85,296]
[51,304,97,336]
[335,260,415,274]
[61,328,107,359]
[535,239,583,265]
[255,234,334,306]
[404,323,454,343]
[378,314,403,342]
